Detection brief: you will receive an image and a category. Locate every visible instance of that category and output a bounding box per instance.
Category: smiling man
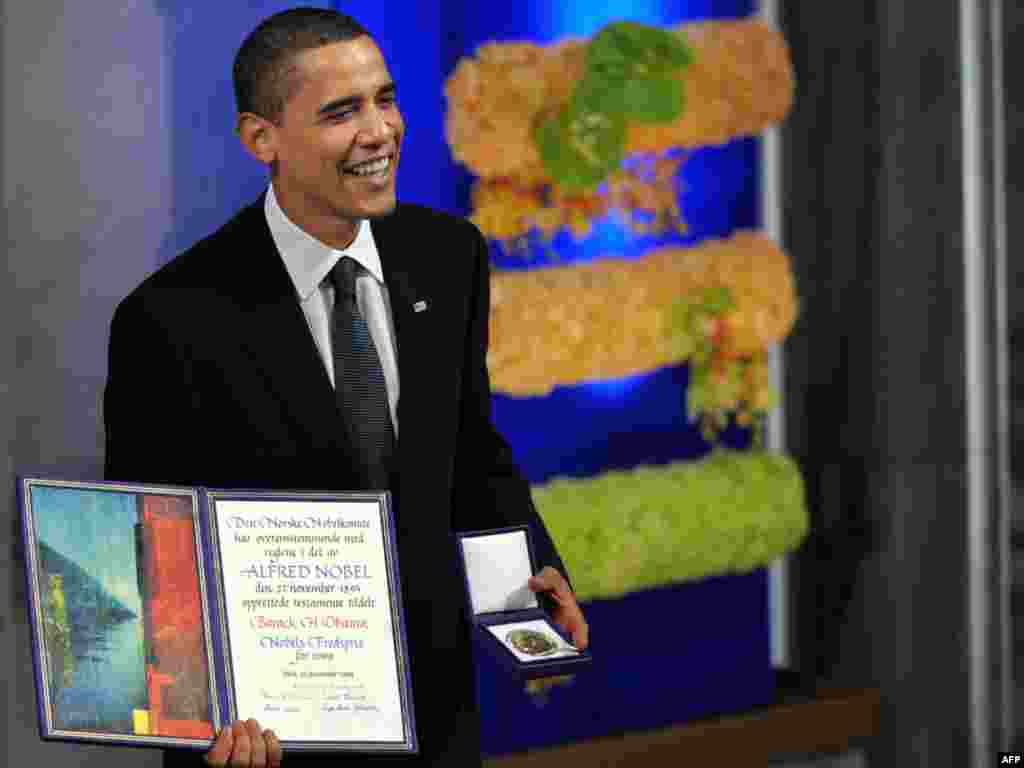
[102,8,586,768]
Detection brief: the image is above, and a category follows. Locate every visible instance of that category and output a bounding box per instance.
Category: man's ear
[237,112,277,166]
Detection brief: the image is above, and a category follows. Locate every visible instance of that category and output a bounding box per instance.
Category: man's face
[266,37,403,238]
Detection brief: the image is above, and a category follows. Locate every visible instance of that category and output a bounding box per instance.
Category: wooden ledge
[484,675,880,767]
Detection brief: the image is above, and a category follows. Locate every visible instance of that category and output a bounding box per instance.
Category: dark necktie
[329,256,395,489]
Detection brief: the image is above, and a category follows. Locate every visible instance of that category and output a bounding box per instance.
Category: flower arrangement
[488,231,797,436]
[533,450,808,601]
[451,19,804,605]
[469,152,688,242]
[445,19,794,246]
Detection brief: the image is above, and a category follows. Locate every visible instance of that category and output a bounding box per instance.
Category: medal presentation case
[457,526,592,680]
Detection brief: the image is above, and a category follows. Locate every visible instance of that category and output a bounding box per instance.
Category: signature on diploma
[259,688,316,702]
[322,702,380,714]
[260,685,353,703]
[321,703,352,713]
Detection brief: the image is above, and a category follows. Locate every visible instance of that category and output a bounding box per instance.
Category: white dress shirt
[264,184,400,435]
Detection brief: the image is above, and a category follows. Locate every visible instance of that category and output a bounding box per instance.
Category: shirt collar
[264,183,385,302]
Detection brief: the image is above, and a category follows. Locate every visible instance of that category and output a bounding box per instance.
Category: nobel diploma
[20,480,415,753]
[210,495,413,751]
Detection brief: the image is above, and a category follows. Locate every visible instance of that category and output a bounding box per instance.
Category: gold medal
[505,628,559,656]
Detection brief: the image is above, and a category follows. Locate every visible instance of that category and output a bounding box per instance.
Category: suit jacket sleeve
[450,223,568,581]
[104,291,193,486]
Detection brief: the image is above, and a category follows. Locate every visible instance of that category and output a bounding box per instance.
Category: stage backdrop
[22,0,783,760]
[152,0,780,757]
[396,1,780,756]
[345,0,785,756]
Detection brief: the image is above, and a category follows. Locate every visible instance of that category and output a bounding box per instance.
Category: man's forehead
[275,38,394,120]
[292,38,391,89]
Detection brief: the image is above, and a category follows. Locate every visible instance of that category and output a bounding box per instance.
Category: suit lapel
[373,208,465,634]
[373,213,432,460]
[222,202,355,458]
[372,210,456,519]
[219,203,453,496]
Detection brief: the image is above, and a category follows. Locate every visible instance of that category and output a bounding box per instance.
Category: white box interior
[461,529,538,616]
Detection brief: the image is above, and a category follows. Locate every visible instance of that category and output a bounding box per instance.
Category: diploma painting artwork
[24,484,216,744]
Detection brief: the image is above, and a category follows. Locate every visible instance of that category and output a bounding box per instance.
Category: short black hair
[233,8,370,123]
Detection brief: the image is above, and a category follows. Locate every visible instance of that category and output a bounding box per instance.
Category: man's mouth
[344,155,393,177]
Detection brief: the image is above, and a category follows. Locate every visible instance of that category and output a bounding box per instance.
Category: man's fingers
[229,720,252,767]
[528,566,568,595]
[552,604,589,650]
[265,729,283,768]
[204,725,234,767]
[203,718,277,768]
[528,567,589,651]
[571,616,590,650]
[246,719,266,767]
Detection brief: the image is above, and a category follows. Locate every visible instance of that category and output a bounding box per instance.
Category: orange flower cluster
[470,153,687,243]
[679,230,797,359]
[445,39,584,184]
[444,20,793,183]
[487,231,797,396]
[627,19,794,153]
[444,20,793,245]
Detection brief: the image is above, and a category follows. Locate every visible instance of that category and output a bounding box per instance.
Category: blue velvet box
[475,568,773,757]
[456,527,592,680]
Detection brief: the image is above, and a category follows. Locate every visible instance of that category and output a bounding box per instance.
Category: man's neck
[272,186,359,251]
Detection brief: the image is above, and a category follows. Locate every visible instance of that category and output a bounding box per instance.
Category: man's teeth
[347,157,390,176]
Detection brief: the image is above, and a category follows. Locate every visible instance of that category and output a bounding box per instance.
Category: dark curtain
[781,0,973,765]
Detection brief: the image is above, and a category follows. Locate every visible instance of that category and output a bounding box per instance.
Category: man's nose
[358,107,395,143]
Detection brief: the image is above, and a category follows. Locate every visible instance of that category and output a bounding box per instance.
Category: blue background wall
[324,1,770,755]
[3,1,767,765]
[156,0,774,754]
[343,0,761,482]
[5,1,1011,765]
[152,0,761,482]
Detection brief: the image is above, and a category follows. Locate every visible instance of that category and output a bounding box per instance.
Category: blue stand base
[476,568,773,756]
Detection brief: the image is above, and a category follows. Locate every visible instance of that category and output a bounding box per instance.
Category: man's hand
[527,566,589,650]
[205,719,282,768]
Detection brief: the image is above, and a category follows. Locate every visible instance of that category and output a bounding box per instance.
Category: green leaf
[574,72,684,124]
[586,21,695,81]
[689,366,709,399]
[701,286,735,315]
[533,103,625,191]
[621,75,684,123]
[669,298,694,333]
[572,73,627,117]
[692,335,713,366]
[658,29,696,69]
[670,333,697,361]
[584,46,630,87]
[720,360,743,403]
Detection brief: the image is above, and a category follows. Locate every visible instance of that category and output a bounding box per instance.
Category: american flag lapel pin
[413,300,428,313]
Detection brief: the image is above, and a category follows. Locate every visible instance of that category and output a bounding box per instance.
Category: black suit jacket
[104,199,566,766]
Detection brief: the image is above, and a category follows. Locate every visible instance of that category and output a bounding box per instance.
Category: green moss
[536,20,696,190]
[532,450,808,601]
